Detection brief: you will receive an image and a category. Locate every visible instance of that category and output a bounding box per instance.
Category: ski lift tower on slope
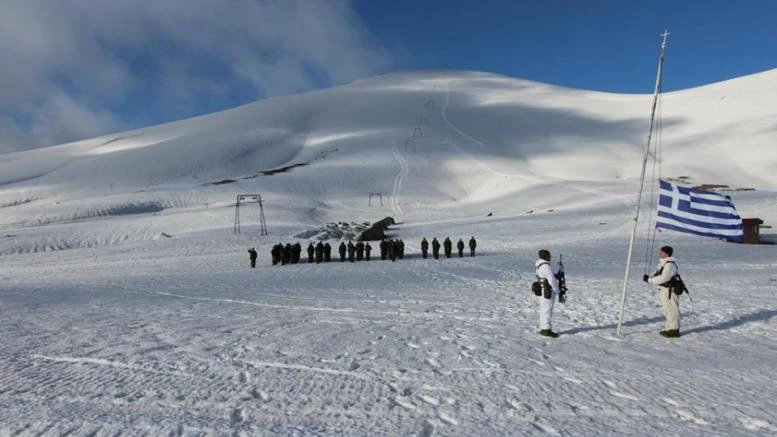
[234,194,267,236]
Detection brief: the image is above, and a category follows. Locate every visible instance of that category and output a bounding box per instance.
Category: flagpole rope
[616,30,670,337]
[642,84,664,274]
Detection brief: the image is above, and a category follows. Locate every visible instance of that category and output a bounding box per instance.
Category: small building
[742,218,764,244]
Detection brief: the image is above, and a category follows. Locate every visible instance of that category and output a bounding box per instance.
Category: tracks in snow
[3,263,777,435]
[437,82,633,205]
[390,141,409,217]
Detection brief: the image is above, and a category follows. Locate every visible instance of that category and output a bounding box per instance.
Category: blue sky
[1,0,775,152]
[355,0,777,93]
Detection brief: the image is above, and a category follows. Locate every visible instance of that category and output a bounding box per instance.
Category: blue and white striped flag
[656,179,743,242]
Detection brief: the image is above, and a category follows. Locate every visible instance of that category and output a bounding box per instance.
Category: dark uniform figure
[284,243,292,265]
[307,243,315,263]
[356,241,365,261]
[457,239,465,257]
[315,241,324,264]
[398,239,405,259]
[292,243,302,264]
[248,247,257,268]
[421,238,429,259]
[380,239,387,260]
[348,241,356,262]
[443,237,452,258]
[432,238,440,259]
[278,244,287,265]
[469,237,477,257]
[324,243,332,262]
[338,242,347,262]
[365,243,372,261]
[271,244,281,265]
[389,239,396,262]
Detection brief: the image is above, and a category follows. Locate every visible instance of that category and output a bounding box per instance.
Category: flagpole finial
[660,30,670,48]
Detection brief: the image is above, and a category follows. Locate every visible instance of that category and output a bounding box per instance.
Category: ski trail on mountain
[439,83,535,180]
[438,83,632,204]
[391,141,409,216]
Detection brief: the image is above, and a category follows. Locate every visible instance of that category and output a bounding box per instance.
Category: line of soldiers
[265,241,381,265]
[259,236,477,266]
[421,236,476,259]
[379,239,404,262]
[270,242,333,265]
[337,240,374,262]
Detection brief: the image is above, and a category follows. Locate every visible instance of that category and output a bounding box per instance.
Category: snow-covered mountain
[2,69,776,254]
[1,70,776,435]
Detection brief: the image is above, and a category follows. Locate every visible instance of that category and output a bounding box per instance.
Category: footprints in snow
[741,416,777,432]
[250,387,269,402]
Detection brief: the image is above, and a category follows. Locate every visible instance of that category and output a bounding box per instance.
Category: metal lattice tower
[234,194,267,236]
[369,192,384,207]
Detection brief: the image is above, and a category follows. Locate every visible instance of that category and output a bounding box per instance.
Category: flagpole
[616,31,670,337]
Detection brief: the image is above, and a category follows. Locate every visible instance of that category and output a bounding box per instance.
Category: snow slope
[1,69,776,436]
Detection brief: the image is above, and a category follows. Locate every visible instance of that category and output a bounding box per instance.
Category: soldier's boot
[660,329,680,338]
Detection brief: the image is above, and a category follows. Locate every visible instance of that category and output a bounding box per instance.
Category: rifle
[557,254,568,303]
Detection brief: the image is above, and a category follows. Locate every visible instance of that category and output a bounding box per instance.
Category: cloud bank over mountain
[0,0,392,152]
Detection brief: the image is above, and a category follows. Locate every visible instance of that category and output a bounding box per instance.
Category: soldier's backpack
[533,262,552,298]
[659,261,690,297]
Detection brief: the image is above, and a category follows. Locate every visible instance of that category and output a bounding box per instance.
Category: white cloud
[0,0,393,151]
[29,92,123,148]
[0,118,29,155]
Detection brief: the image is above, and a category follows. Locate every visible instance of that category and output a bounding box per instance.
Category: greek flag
[656,179,743,242]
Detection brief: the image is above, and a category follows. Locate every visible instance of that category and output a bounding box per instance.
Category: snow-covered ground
[1,70,776,436]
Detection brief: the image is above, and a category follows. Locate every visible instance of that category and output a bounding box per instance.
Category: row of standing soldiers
[267,242,319,265]
[379,239,405,261]
[248,236,477,267]
[339,240,373,262]
[263,241,375,265]
[265,240,405,265]
[420,237,476,259]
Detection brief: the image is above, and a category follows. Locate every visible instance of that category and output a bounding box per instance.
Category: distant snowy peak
[2,68,776,193]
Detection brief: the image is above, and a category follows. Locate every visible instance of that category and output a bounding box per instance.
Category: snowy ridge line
[0,196,41,208]
[1,234,136,255]
[3,199,171,229]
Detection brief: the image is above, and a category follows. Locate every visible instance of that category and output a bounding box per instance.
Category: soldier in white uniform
[535,249,560,338]
[643,245,681,338]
